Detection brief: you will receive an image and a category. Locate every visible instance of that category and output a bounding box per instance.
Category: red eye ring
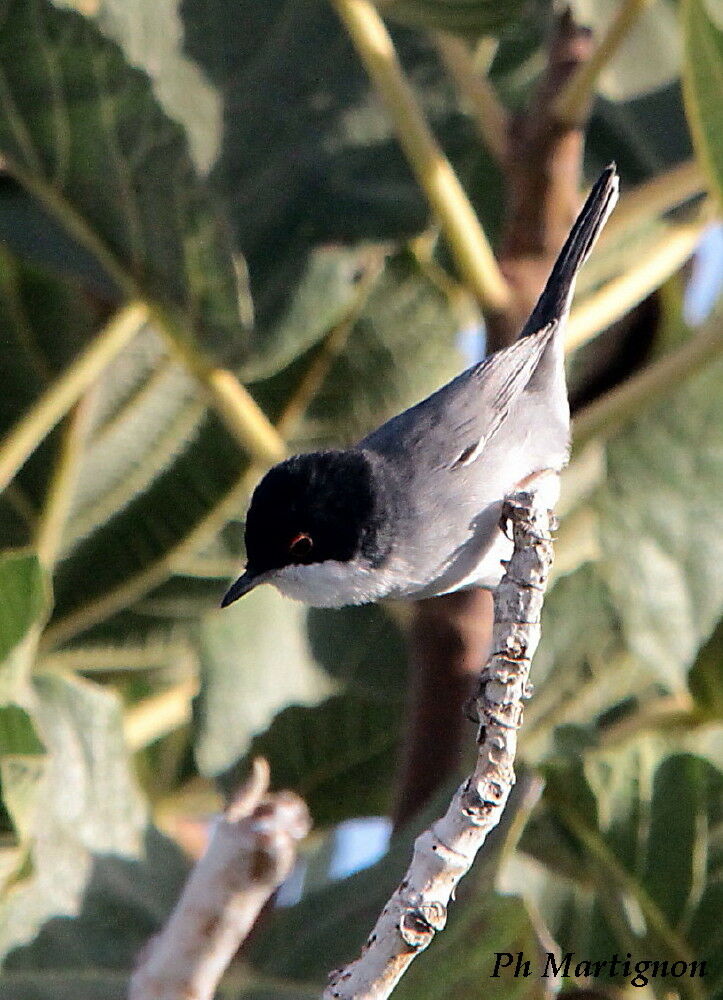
[289,532,313,558]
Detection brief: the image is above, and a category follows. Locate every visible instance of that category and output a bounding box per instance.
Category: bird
[221,165,619,610]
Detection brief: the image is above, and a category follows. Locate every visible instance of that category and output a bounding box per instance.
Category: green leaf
[241,245,372,382]
[0,552,44,666]
[522,566,658,760]
[195,586,335,778]
[683,0,723,204]
[285,251,464,447]
[522,746,722,994]
[307,604,408,700]
[0,0,247,363]
[688,616,723,718]
[0,971,129,1000]
[571,0,681,101]
[0,673,148,960]
[221,692,402,826]
[62,0,222,173]
[0,707,44,758]
[596,350,723,690]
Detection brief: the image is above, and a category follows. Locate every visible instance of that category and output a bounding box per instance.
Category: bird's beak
[220,570,259,607]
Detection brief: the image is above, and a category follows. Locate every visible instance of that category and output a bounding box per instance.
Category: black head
[221,450,395,606]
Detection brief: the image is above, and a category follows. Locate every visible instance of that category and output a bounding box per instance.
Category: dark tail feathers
[521,164,619,338]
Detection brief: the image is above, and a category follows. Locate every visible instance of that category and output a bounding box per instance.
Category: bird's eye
[289,532,314,561]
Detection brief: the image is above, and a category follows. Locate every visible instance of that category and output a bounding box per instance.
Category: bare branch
[325,485,557,999]
[129,759,311,1000]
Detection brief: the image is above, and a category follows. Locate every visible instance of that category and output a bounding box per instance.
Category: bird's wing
[360,320,559,471]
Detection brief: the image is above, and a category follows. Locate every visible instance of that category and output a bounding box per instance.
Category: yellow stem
[433,32,508,164]
[149,306,286,467]
[9,162,283,472]
[573,317,723,450]
[35,394,94,571]
[566,216,708,354]
[205,369,286,464]
[276,253,385,439]
[329,0,510,313]
[0,302,148,494]
[39,467,258,651]
[598,160,706,249]
[554,0,655,126]
[123,677,199,752]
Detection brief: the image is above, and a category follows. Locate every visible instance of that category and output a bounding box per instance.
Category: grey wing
[359,320,559,471]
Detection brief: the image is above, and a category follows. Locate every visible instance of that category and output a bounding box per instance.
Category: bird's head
[221,450,395,608]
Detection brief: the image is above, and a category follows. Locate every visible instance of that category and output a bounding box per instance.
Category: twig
[597,159,705,249]
[275,251,386,440]
[572,316,723,450]
[0,302,148,494]
[433,32,508,164]
[35,393,95,570]
[151,305,286,466]
[567,220,705,344]
[325,489,556,999]
[129,758,311,1000]
[566,212,710,354]
[553,0,654,127]
[329,0,511,313]
[124,677,199,752]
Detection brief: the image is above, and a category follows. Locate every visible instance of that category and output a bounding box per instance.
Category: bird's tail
[520,164,619,338]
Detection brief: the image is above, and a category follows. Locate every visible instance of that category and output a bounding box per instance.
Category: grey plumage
[222,166,619,609]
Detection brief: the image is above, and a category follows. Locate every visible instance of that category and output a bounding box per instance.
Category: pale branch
[329,0,511,313]
[325,486,557,999]
[129,759,311,1000]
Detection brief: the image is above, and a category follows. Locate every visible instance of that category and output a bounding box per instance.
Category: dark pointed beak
[220,570,259,607]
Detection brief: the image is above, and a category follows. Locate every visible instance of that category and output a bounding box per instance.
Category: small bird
[222,166,619,610]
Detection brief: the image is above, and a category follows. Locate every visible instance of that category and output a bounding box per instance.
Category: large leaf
[683,0,723,205]
[0,0,247,364]
[521,746,722,997]
[521,564,662,761]
[307,604,408,700]
[572,0,681,100]
[181,0,480,372]
[378,0,529,33]
[195,586,335,778]
[221,692,403,826]
[0,673,148,960]
[57,0,222,173]
[596,348,723,691]
[0,825,190,997]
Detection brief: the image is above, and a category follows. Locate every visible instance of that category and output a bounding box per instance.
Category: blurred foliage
[0,0,720,997]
